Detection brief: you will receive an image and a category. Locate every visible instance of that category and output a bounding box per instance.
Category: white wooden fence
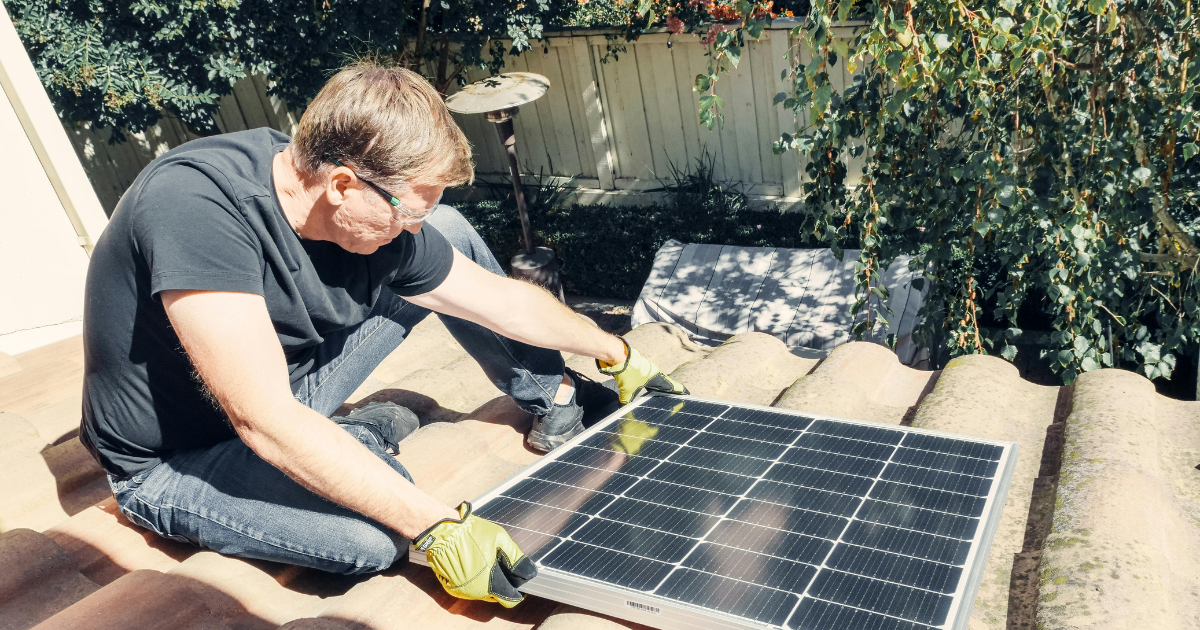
[65,21,864,214]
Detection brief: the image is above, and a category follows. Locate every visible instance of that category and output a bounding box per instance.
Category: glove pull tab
[597,337,632,375]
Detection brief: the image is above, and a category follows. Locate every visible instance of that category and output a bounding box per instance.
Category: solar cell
[412,394,1017,630]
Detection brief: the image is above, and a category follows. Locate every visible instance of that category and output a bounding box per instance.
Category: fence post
[573,39,615,190]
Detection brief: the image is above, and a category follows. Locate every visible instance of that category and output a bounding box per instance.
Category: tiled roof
[1,313,1197,630]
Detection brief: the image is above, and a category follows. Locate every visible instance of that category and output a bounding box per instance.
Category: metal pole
[493,116,535,256]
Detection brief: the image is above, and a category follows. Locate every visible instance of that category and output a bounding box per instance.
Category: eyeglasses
[325,156,438,226]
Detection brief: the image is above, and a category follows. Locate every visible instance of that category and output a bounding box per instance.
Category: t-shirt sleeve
[131,163,264,298]
[386,223,455,296]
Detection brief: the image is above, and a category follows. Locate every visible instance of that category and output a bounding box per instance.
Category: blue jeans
[109,206,565,575]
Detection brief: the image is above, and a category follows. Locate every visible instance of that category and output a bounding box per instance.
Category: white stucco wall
[0,80,91,354]
[0,3,106,355]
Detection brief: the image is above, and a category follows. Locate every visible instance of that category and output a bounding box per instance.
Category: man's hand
[160,289,457,539]
[597,340,689,404]
[415,502,537,607]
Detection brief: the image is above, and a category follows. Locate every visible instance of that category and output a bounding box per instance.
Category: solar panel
[411,394,1018,630]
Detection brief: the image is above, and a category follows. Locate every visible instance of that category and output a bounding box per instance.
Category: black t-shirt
[81,128,454,478]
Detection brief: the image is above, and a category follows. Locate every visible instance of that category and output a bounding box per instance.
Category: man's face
[325,172,444,254]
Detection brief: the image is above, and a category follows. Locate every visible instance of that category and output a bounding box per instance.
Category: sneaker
[568,367,620,427]
[526,368,621,453]
[526,388,585,453]
[337,401,420,454]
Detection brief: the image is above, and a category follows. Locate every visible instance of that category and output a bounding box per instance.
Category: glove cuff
[415,501,471,548]
[596,337,632,375]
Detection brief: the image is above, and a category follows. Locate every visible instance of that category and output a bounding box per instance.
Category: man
[80,61,686,607]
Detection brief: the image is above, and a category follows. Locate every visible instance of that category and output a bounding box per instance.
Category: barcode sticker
[626,600,661,614]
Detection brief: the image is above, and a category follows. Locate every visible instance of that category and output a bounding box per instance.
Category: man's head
[281,61,474,254]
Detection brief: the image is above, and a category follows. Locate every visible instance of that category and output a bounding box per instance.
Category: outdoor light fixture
[444,72,565,301]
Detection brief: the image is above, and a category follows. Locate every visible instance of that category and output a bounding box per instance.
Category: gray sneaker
[526,388,585,453]
[336,401,420,454]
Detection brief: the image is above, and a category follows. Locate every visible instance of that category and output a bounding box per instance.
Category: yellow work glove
[609,415,660,456]
[597,338,689,404]
[413,502,537,608]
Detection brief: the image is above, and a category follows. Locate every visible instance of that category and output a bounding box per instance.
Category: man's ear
[324,167,355,208]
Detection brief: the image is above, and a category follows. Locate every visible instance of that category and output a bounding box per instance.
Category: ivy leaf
[934,33,952,52]
[1184,143,1199,160]
[1087,0,1107,15]
[1000,345,1018,361]
[695,74,713,92]
[885,50,904,73]
[838,0,853,23]
[1076,251,1091,267]
[773,91,787,105]
[1133,166,1152,182]
[1080,356,1100,372]
[1106,2,1120,33]
[637,0,652,16]
[994,17,1015,34]
[999,0,1018,14]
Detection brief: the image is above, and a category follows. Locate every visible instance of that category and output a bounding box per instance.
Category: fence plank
[769,30,802,198]
[522,50,565,174]
[537,47,585,177]
[750,38,782,188]
[232,76,272,129]
[557,45,598,179]
[646,43,689,178]
[671,41,702,168]
[727,45,763,184]
[577,41,616,188]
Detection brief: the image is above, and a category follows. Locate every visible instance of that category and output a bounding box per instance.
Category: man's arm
[404,249,628,364]
[160,289,457,538]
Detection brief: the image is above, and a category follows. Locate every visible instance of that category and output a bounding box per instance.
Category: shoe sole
[526,420,585,453]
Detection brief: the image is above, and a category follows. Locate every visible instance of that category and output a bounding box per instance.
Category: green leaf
[838,0,853,23]
[637,0,652,16]
[1075,251,1091,267]
[990,34,1008,50]
[1133,166,1152,181]
[747,20,765,40]
[994,17,1015,34]
[694,74,712,92]
[726,44,742,68]
[736,0,753,16]
[1087,0,1106,15]
[933,33,951,52]
[813,84,833,113]
[885,50,904,73]
[1010,55,1023,77]
[773,91,787,105]
[1080,356,1100,372]
[997,183,1017,206]
[1184,143,1199,160]
[699,94,724,111]
[1000,345,1018,361]
[1105,2,1119,33]
[999,0,1018,14]
[831,40,849,60]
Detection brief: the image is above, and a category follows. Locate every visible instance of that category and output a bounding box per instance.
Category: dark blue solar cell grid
[472,396,1009,629]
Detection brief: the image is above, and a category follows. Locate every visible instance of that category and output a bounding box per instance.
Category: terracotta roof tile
[3,318,1198,630]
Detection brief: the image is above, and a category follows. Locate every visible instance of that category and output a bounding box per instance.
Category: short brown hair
[292,61,473,188]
